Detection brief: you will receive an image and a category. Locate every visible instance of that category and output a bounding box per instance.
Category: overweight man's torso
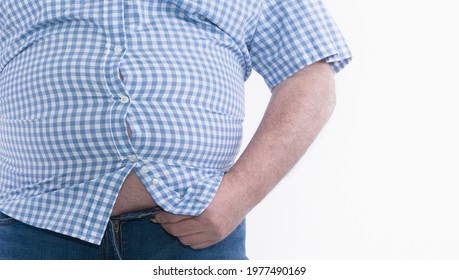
[0,0,253,243]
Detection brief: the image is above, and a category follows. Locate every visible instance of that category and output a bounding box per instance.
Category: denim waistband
[110,206,163,221]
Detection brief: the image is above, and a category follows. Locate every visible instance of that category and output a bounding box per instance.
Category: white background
[243,0,459,259]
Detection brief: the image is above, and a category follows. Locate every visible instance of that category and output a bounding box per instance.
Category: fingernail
[150,215,158,223]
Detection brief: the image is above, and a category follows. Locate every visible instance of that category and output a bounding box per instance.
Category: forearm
[224,60,336,217]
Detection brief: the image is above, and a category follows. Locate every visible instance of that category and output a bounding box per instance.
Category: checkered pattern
[0,0,351,245]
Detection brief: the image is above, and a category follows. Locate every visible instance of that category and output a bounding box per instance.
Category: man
[0,0,351,259]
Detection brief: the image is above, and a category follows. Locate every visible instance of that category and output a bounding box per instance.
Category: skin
[152,60,337,249]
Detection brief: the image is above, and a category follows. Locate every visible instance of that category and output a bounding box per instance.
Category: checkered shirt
[0,0,351,244]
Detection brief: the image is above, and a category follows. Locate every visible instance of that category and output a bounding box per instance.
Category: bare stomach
[111,70,158,216]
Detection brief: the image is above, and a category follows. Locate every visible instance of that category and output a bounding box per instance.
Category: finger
[190,241,215,250]
[151,212,193,224]
[161,219,202,237]
[176,232,211,248]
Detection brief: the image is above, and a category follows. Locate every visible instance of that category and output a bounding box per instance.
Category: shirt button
[128,155,138,162]
[140,166,150,174]
[114,45,123,54]
[120,95,129,104]
[152,178,160,184]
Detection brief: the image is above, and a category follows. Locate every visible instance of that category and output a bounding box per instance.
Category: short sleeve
[249,0,352,91]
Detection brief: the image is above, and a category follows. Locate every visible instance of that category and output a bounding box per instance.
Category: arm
[153,60,336,249]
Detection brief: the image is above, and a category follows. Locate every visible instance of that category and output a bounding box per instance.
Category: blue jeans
[0,208,247,260]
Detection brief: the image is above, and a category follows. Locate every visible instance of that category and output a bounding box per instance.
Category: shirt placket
[103,0,139,167]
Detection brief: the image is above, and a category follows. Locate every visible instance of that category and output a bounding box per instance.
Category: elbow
[327,79,337,119]
[321,66,337,122]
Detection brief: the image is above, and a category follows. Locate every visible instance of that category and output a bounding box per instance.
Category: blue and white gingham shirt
[0,0,351,244]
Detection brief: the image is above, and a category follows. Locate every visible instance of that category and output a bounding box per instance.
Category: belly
[111,70,157,216]
[111,166,158,216]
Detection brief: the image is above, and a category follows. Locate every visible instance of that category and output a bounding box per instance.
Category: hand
[151,173,246,249]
